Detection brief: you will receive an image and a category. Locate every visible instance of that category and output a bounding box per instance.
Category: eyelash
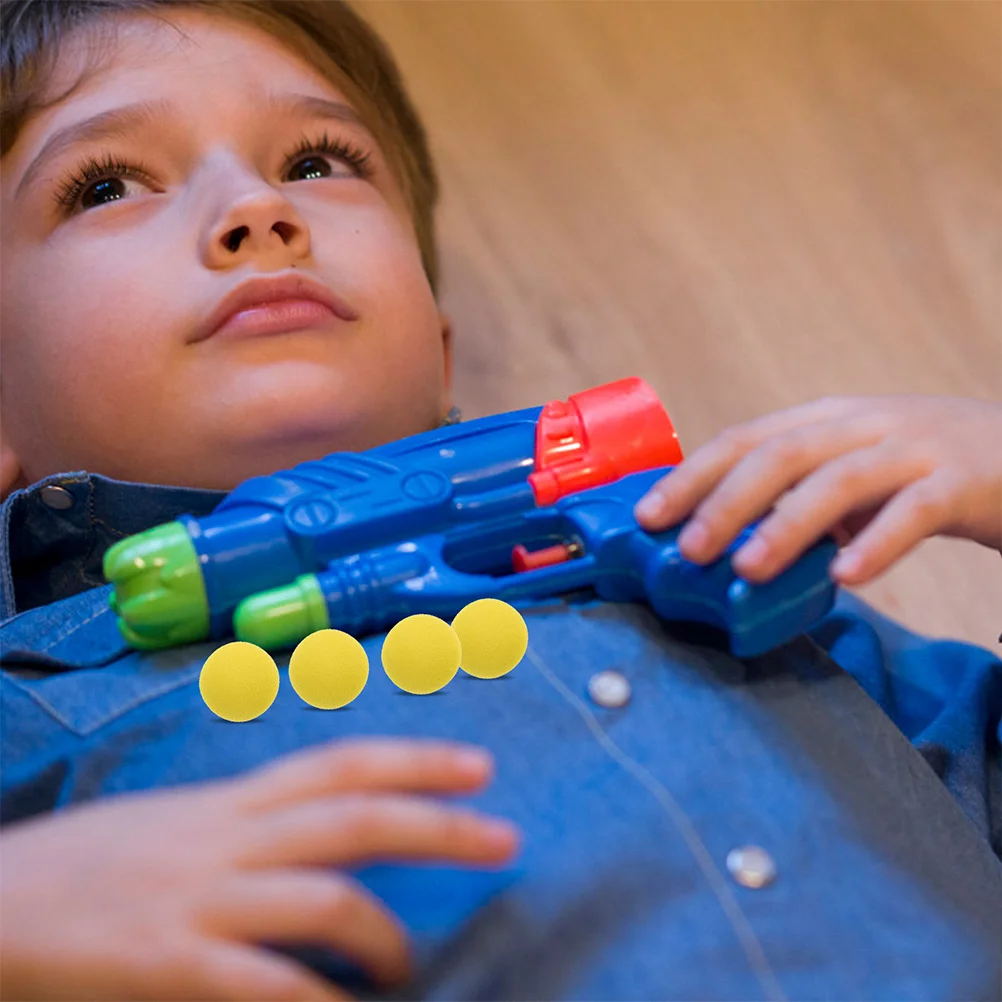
[50,130,375,215]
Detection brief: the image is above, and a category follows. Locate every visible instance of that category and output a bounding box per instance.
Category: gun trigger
[512,543,577,572]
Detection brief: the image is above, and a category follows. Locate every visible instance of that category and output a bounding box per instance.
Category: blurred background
[354,0,1001,652]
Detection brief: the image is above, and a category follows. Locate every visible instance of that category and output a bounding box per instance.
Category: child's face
[0,11,452,491]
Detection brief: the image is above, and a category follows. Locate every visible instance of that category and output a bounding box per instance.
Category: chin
[214,410,429,483]
[191,368,441,478]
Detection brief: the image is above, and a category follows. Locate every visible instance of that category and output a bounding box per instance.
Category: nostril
[272,220,296,244]
[225,225,249,252]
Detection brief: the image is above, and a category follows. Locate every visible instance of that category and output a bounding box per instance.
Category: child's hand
[0,738,519,1001]
[634,395,1002,586]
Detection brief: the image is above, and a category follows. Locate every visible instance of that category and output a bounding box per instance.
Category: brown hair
[0,0,441,294]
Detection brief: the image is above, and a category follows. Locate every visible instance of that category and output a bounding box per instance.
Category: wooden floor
[355,0,1002,652]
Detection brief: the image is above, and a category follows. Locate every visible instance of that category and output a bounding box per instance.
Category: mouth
[210,299,342,341]
[193,272,358,344]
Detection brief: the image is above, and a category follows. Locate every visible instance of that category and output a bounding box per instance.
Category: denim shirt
[2,472,1001,1001]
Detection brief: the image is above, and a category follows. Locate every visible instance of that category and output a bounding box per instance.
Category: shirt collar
[0,472,224,622]
[0,412,466,624]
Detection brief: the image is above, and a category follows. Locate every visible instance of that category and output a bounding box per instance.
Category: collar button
[727,846,777,888]
[588,670,631,708]
[40,484,75,511]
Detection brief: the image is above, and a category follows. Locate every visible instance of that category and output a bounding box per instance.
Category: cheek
[324,202,433,322]
[0,256,174,452]
[373,285,446,395]
[6,296,160,405]
[323,210,445,373]
[359,236,441,355]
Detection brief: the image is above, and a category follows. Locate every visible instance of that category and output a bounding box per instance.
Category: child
[1,2,1000,999]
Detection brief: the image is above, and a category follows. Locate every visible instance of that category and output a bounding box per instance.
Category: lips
[193,272,358,343]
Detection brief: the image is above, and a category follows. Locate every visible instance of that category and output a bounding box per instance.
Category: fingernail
[735,537,767,566]
[484,819,519,847]
[831,551,860,579]
[457,748,492,774]
[678,521,709,554]
[634,494,663,522]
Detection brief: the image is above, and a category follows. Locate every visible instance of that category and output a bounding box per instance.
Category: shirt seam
[38,601,112,654]
[0,490,16,622]
[524,633,786,1002]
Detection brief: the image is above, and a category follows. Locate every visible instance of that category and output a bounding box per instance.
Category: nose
[201,170,312,268]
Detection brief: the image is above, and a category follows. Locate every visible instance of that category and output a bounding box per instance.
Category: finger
[634,396,860,529]
[240,739,495,811]
[172,941,349,1001]
[828,475,956,585]
[729,443,925,582]
[832,503,885,544]
[242,794,520,870]
[676,418,886,564]
[200,871,410,987]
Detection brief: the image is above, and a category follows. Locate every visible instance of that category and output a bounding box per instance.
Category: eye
[53,154,157,215]
[287,153,338,182]
[51,131,375,217]
[283,131,374,183]
[79,175,148,209]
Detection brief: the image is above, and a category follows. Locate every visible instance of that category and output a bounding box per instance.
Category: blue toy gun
[104,377,838,657]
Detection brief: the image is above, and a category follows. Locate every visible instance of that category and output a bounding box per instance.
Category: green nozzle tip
[234,574,329,651]
[104,521,210,649]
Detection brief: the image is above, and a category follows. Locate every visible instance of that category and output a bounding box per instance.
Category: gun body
[267,468,836,659]
[105,378,837,658]
[182,407,544,636]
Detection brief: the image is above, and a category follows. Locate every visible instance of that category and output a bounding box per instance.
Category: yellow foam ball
[289,629,369,709]
[381,614,461,694]
[199,641,279,722]
[451,598,528,679]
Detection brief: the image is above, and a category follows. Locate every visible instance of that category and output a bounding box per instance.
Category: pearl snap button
[588,670,631,708]
[726,846,777,888]
[40,485,74,511]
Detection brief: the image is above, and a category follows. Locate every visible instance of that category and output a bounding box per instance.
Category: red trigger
[512,543,575,572]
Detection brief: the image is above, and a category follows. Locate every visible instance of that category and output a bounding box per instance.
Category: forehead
[15,10,370,158]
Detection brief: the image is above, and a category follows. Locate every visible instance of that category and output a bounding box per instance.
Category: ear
[439,310,454,398]
[0,436,27,502]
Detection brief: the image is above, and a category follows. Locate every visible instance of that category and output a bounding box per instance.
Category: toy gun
[104,377,838,658]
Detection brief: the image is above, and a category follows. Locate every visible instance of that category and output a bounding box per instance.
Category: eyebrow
[14,92,372,201]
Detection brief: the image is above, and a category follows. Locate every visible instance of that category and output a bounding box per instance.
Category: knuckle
[907,486,946,522]
[760,435,806,466]
[750,518,799,560]
[693,495,732,528]
[326,741,395,787]
[750,515,785,548]
[716,424,755,457]
[415,743,459,770]
[698,477,748,520]
[762,487,820,536]
[434,809,465,841]
[689,503,730,539]
[831,459,871,495]
[441,809,482,845]
[312,875,358,925]
[651,476,680,501]
[334,797,387,842]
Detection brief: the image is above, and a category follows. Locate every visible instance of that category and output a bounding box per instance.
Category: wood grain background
[354,0,1002,652]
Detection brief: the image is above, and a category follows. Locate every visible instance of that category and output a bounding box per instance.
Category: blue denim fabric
[2,473,1001,1000]
[0,472,224,622]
